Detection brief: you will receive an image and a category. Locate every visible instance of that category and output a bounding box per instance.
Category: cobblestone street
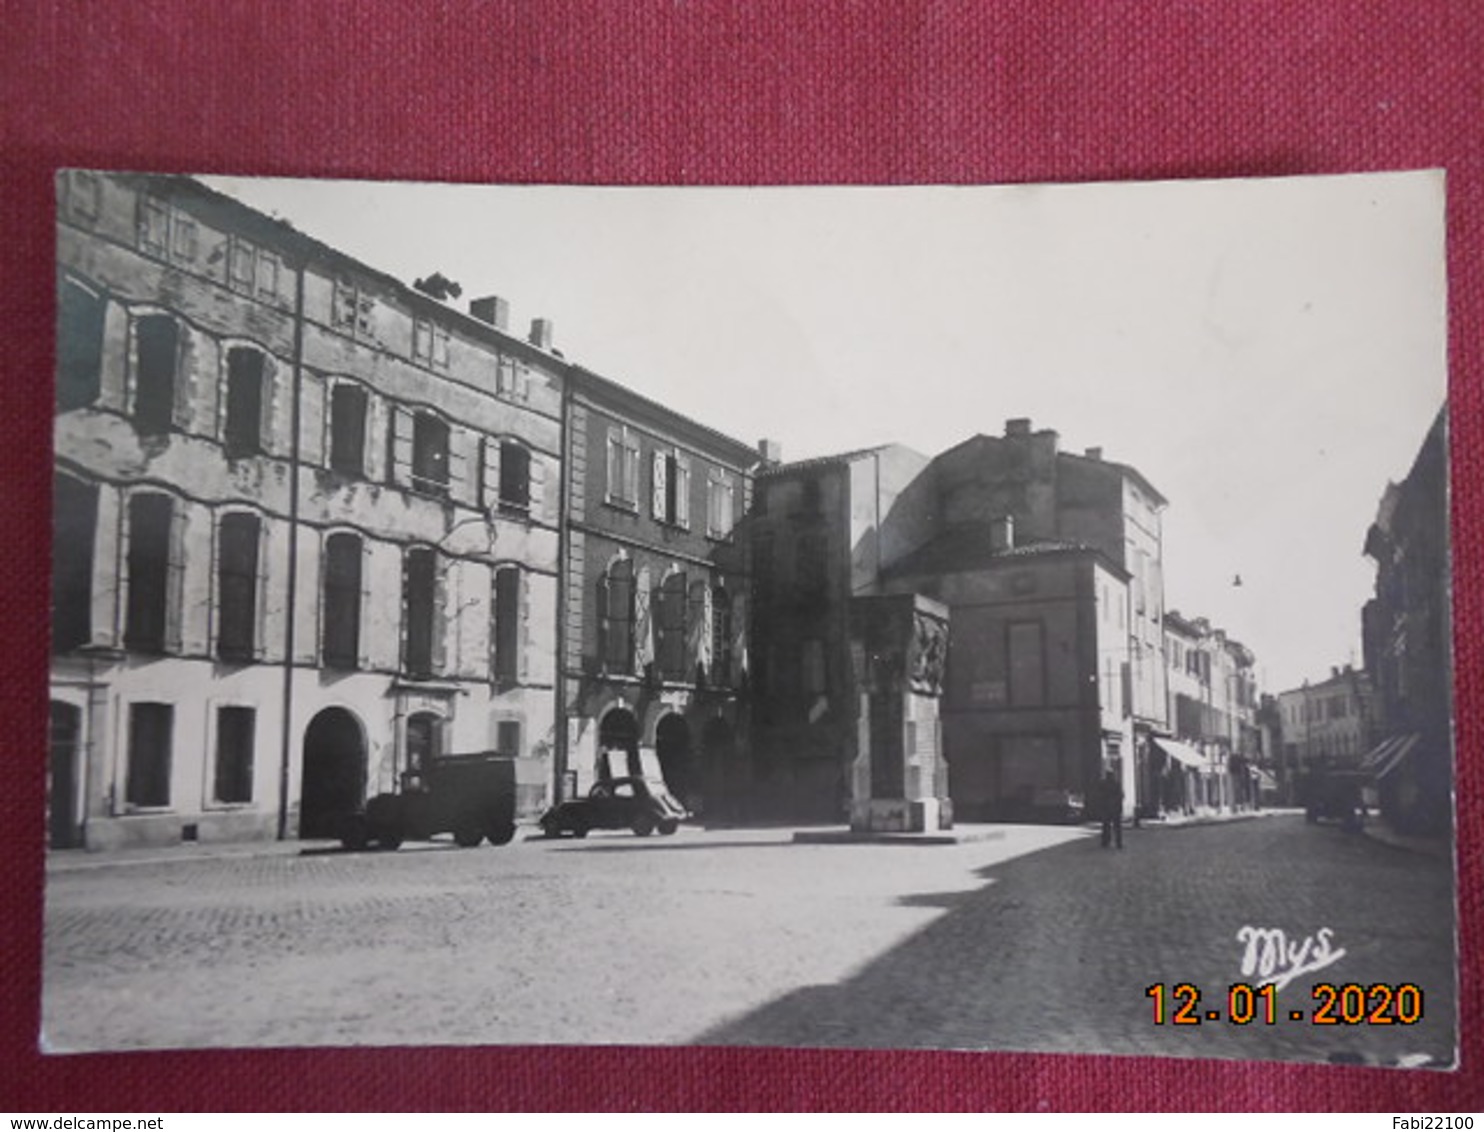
[42,814,1455,1068]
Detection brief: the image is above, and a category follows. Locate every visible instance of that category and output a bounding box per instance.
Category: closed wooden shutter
[299,370,325,467]
[447,425,471,504]
[481,439,502,511]
[675,455,691,528]
[652,449,667,519]
[528,455,547,520]
[390,406,414,488]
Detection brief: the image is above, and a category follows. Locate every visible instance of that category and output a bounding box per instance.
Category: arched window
[600,559,635,674]
[411,412,450,496]
[223,347,266,457]
[216,512,261,661]
[492,565,521,686]
[656,570,688,681]
[53,474,98,652]
[322,532,362,669]
[328,383,368,476]
[402,546,438,678]
[498,441,531,512]
[125,492,173,652]
[133,315,178,435]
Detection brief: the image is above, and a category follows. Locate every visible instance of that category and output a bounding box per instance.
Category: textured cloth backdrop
[2,0,1480,1112]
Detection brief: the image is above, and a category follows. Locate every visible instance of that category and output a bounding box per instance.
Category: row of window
[122,701,525,812]
[604,425,740,539]
[597,559,737,685]
[126,701,255,809]
[59,288,547,515]
[54,481,527,683]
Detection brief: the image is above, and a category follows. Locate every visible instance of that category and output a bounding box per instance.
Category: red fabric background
[2,0,1480,1112]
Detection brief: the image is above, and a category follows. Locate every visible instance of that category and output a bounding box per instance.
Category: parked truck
[340,751,518,851]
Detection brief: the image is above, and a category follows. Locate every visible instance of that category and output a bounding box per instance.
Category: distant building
[555,366,759,815]
[1275,666,1374,773]
[884,519,1134,821]
[930,420,1167,814]
[1361,408,1451,836]
[49,172,563,850]
[1160,611,1265,815]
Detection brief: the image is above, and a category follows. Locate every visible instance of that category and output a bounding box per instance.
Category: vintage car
[1300,769,1368,831]
[538,776,687,838]
[340,751,518,851]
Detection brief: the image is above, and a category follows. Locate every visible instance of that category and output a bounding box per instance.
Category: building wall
[890,554,1133,821]
[50,172,562,849]
[560,383,754,813]
[1275,670,1372,768]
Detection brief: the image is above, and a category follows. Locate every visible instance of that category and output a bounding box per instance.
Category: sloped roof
[757,444,897,477]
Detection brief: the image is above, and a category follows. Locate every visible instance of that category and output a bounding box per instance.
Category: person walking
[1099,770,1124,850]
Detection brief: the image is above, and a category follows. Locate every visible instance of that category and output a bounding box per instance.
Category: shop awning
[1252,768,1278,790]
[1361,733,1420,781]
[1154,738,1207,770]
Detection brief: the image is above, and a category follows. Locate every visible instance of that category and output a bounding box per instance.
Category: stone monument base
[849,797,953,833]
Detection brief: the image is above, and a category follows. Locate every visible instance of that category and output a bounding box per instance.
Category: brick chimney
[758,438,782,465]
[1085,446,1103,460]
[468,295,510,331]
[1005,417,1032,437]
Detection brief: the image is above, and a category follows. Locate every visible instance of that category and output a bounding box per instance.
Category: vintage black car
[341,751,518,850]
[538,776,687,838]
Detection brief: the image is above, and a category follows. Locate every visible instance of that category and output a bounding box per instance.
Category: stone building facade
[1159,611,1264,815]
[555,367,758,816]
[49,172,562,850]
[1275,666,1374,773]
[747,444,938,820]
[1361,407,1451,836]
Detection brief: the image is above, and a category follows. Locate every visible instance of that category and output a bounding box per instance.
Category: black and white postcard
[45,170,1455,1067]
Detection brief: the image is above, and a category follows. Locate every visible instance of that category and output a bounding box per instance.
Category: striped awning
[1153,738,1207,770]
[1252,768,1279,790]
[1361,734,1421,780]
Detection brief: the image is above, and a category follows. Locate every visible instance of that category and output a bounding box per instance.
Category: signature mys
[1236,926,1346,991]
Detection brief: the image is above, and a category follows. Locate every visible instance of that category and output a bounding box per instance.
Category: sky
[204,170,1449,693]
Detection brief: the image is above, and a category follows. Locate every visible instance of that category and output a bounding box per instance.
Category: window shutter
[481,438,502,512]
[92,484,122,649]
[447,425,471,504]
[518,568,532,682]
[354,538,375,670]
[164,500,188,654]
[689,579,711,680]
[675,455,691,528]
[363,393,388,482]
[528,454,546,520]
[595,570,609,671]
[651,450,667,519]
[175,328,205,434]
[731,592,748,689]
[390,405,414,488]
[604,427,621,503]
[633,565,654,673]
[299,370,325,466]
[430,553,448,677]
[497,356,513,397]
[516,362,531,401]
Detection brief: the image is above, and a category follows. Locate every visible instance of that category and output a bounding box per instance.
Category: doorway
[48,701,83,849]
[300,707,366,838]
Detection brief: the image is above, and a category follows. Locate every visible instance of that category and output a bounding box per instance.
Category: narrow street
[42,814,1454,1068]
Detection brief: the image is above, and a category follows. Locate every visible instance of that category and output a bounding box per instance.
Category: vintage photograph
[43,170,1454,1067]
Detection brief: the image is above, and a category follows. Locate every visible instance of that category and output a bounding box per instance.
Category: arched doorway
[48,702,82,849]
[656,714,693,802]
[300,707,366,839]
[598,707,640,779]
